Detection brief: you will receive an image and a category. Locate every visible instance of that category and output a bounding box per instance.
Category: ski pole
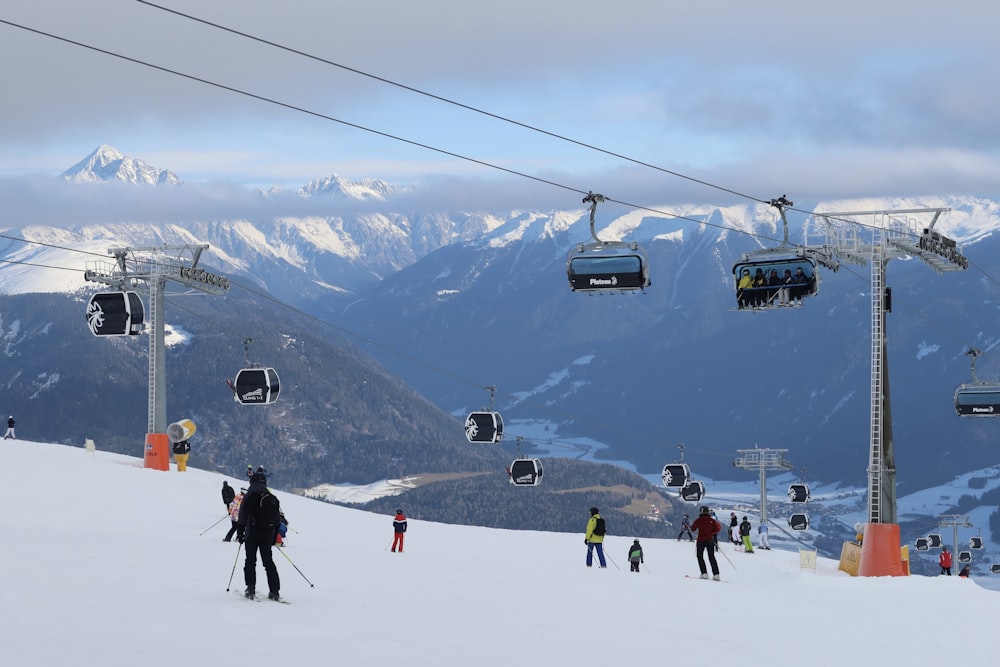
[199,514,229,536]
[604,548,620,571]
[276,544,315,588]
[716,544,737,571]
[226,543,243,592]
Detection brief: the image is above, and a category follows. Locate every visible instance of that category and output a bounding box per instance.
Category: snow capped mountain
[60,144,180,185]
[298,173,395,200]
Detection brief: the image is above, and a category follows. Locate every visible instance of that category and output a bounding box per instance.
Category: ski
[684,575,726,582]
[232,590,291,604]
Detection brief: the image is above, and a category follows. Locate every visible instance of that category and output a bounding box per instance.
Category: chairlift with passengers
[226,338,281,405]
[86,291,146,336]
[566,192,650,294]
[732,196,820,311]
[954,348,1000,416]
[465,385,504,444]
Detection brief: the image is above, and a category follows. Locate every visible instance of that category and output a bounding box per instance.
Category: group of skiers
[938,546,971,578]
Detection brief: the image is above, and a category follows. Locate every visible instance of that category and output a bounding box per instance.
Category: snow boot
[244,588,254,599]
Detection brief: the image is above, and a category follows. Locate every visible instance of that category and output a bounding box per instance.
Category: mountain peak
[299,174,394,200]
[61,145,181,186]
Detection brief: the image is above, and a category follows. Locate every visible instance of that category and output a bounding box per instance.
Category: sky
[4,1,1000,220]
[5,437,1000,666]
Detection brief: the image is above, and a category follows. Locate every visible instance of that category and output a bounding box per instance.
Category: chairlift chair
[788,513,809,531]
[508,458,543,487]
[86,291,146,336]
[661,463,692,488]
[566,192,650,294]
[954,348,1000,416]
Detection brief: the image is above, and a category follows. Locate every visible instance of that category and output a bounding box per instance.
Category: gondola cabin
[233,368,280,405]
[661,463,692,488]
[970,536,985,550]
[465,411,504,444]
[567,242,650,293]
[954,384,1000,416]
[679,480,705,502]
[733,256,817,310]
[991,563,1000,575]
[508,458,543,486]
[914,537,930,552]
[86,291,145,336]
[926,533,943,548]
[958,551,973,564]
[787,483,811,503]
[788,513,809,531]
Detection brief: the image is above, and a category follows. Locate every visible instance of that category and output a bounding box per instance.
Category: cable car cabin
[508,458,543,486]
[958,551,973,564]
[567,242,650,293]
[787,483,811,503]
[661,463,692,488]
[926,533,943,548]
[954,384,1000,416]
[991,563,1000,575]
[914,537,930,552]
[233,367,280,405]
[970,536,985,550]
[788,513,809,531]
[465,411,504,444]
[679,480,705,502]
[733,257,817,310]
[86,291,145,336]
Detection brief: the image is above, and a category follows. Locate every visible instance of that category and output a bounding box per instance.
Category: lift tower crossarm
[733,447,793,523]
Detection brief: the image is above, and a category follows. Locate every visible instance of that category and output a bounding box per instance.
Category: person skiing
[222,481,235,508]
[237,469,281,600]
[677,514,694,542]
[3,416,14,440]
[223,487,245,542]
[757,520,771,550]
[584,507,607,568]
[391,509,407,552]
[729,512,739,545]
[939,546,953,575]
[276,510,289,547]
[628,539,644,573]
[691,506,722,580]
[739,516,755,553]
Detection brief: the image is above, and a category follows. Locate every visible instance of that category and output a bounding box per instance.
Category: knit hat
[589,507,599,516]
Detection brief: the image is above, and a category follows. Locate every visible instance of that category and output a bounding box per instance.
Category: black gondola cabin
[465,411,503,444]
[86,291,145,336]
[954,384,1000,416]
[788,513,809,531]
[233,368,280,405]
[679,480,705,502]
[914,537,929,551]
[661,463,692,488]
[508,458,543,486]
[787,483,810,503]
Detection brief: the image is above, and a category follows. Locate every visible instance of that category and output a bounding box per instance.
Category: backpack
[260,492,281,527]
[592,517,606,537]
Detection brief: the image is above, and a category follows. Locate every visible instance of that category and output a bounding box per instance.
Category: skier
[223,487,245,542]
[222,481,235,508]
[739,516,755,553]
[237,469,282,600]
[691,506,722,580]
[757,520,771,550]
[584,507,607,568]
[939,546,953,575]
[729,512,739,545]
[391,509,407,552]
[3,416,14,440]
[628,539,644,573]
[676,514,694,541]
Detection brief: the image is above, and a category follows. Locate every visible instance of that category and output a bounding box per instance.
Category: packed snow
[5,438,999,665]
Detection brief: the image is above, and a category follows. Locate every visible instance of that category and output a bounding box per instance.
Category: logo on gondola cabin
[86,299,107,335]
[972,406,995,413]
[241,388,264,402]
[589,276,618,287]
[464,415,478,439]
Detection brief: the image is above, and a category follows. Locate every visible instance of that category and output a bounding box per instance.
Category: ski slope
[4,439,998,665]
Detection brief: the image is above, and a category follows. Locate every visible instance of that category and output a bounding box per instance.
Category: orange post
[144,433,170,471]
[858,523,906,577]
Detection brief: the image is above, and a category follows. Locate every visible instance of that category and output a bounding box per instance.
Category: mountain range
[4,145,1000,551]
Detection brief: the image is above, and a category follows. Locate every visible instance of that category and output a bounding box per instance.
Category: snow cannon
[167,419,197,443]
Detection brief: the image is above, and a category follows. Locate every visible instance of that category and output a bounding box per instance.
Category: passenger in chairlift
[752,269,767,307]
[737,269,753,309]
[790,266,809,305]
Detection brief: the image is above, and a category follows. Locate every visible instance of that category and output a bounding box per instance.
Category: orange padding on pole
[144,433,170,471]
[858,523,906,577]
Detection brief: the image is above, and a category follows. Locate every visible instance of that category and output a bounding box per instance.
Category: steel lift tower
[84,245,230,468]
[809,208,967,525]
